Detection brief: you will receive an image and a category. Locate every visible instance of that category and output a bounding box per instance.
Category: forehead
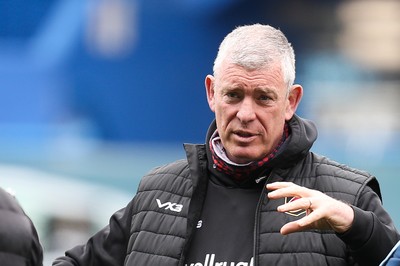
[215,62,285,89]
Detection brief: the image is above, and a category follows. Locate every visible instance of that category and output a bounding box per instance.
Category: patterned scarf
[209,124,289,181]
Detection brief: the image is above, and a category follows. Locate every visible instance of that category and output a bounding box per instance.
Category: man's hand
[267,182,354,235]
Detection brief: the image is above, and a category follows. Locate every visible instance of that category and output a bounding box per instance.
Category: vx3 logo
[156,199,183,213]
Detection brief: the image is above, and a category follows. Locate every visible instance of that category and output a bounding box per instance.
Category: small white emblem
[196,220,203,228]
[156,199,183,213]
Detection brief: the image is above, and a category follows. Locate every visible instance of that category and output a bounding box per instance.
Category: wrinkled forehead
[215,60,284,83]
[212,63,288,98]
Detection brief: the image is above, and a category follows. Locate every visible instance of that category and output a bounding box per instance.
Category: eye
[227,92,239,98]
[222,89,242,103]
[259,94,272,101]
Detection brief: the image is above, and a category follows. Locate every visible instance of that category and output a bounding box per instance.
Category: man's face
[206,62,301,164]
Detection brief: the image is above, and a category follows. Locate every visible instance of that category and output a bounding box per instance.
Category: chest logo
[156,199,183,213]
[284,197,306,217]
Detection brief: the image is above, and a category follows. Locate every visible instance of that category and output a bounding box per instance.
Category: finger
[280,220,314,235]
[277,197,312,213]
[297,210,322,227]
[268,184,311,199]
[280,210,323,235]
[266,181,296,190]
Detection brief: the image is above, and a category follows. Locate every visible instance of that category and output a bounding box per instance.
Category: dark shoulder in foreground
[0,187,43,266]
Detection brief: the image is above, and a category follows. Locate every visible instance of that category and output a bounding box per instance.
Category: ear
[285,84,303,120]
[205,75,216,112]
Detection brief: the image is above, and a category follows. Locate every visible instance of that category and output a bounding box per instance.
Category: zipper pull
[255,175,267,184]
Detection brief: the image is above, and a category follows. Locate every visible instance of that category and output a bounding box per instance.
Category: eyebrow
[255,86,274,92]
[254,86,278,95]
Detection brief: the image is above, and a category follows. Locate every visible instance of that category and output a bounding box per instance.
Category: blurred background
[0,0,399,264]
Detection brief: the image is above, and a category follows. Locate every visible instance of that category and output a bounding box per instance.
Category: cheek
[260,111,285,131]
[215,104,230,122]
[215,102,244,130]
[216,114,228,131]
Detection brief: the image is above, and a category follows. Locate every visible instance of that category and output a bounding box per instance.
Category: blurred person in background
[53,24,400,266]
[0,187,43,266]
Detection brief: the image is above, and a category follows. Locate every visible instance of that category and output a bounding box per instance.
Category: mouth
[233,130,259,141]
[235,130,254,137]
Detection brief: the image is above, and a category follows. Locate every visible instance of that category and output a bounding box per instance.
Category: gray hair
[213,24,296,89]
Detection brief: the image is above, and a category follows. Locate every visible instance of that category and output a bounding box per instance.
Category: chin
[227,146,265,164]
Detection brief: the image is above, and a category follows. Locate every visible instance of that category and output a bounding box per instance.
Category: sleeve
[0,188,44,266]
[28,215,44,266]
[338,185,400,266]
[52,199,134,266]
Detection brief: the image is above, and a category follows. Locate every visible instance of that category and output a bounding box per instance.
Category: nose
[236,98,256,124]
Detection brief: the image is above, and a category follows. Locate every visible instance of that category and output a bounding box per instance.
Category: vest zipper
[253,171,273,266]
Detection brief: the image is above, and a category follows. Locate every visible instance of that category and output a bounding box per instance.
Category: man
[0,187,43,266]
[53,24,400,266]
